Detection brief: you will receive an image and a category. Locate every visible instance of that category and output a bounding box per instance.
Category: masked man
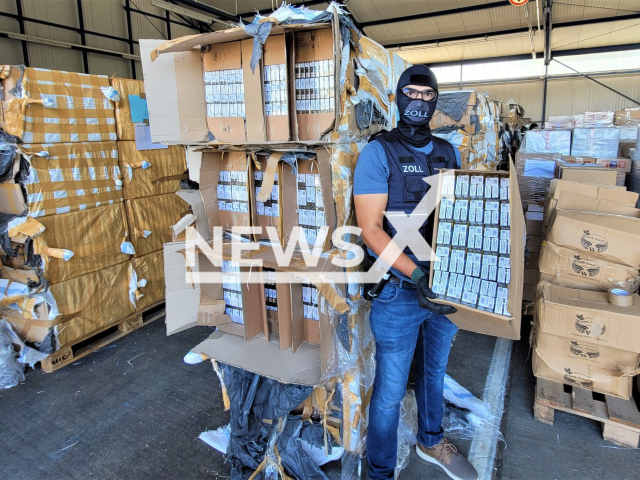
[354,65,478,480]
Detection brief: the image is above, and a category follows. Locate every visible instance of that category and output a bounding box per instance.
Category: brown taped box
[545,191,640,224]
[131,250,165,311]
[429,169,525,340]
[110,77,145,141]
[546,209,640,268]
[562,155,632,173]
[534,329,640,373]
[535,282,640,353]
[36,203,131,284]
[556,164,618,186]
[538,241,640,292]
[4,261,135,347]
[532,350,633,399]
[125,193,190,257]
[118,142,187,200]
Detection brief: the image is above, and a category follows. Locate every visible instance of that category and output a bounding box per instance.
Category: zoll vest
[375,131,458,253]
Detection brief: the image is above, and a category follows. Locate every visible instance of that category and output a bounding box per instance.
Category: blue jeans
[367,281,458,480]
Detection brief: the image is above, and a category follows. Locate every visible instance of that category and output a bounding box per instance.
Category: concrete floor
[0,317,638,479]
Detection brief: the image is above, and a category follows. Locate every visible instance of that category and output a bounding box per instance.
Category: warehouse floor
[1,318,638,480]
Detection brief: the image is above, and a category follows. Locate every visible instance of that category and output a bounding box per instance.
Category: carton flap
[175,189,210,241]
[192,330,322,385]
[140,39,207,144]
[164,241,201,335]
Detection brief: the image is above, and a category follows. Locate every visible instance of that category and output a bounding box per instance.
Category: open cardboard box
[197,147,335,251]
[163,239,348,385]
[429,169,525,340]
[139,15,342,145]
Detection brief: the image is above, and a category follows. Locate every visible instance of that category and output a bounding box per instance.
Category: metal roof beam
[384,12,640,49]
[360,1,506,28]
[426,43,640,67]
[171,0,242,24]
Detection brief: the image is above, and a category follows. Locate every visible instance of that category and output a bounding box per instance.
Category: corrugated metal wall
[442,72,640,122]
[1,0,200,78]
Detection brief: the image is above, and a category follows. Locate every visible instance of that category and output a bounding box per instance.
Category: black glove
[411,268,458,315]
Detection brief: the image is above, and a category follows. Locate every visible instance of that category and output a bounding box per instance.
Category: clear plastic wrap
[545,114,584,129]
[520,129,572,155]
[395,376,504,478]
[515,151,562,206]
[628,148,640,208]
[570,127,620,158]
[0,320,24,389]
[583,111,614,128]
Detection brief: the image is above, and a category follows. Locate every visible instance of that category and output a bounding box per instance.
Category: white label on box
[298,189,307,206]
[452,224,468,247]
[437,222,452,245]
[316,210,325,226]
[454,200,469,222]
[306,174,315,187]
[307,210,316,227]
[442,175,456,196]
[306,186,316,204]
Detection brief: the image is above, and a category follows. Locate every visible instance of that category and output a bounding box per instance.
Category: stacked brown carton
[109,77,188,312]
[530,174,640,399]
[0,66,135,355]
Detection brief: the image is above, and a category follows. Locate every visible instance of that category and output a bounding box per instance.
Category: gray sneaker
[416,438,478,480]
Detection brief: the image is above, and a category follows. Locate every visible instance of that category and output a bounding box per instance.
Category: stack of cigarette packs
[432,173,512,316]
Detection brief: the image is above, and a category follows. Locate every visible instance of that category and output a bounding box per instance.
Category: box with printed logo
[535,282,640,353]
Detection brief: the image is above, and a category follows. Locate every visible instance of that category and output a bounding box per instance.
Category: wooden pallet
[41,302,165,373]
[534,378,640,448]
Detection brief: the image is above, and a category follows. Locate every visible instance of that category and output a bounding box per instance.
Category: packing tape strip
[608,288,634,307]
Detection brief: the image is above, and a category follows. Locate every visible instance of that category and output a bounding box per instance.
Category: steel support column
[15,0,29,66]
[125,0,136,79]
[76,0,89,73]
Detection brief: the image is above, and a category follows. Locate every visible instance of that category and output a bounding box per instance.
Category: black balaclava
[394,65,439,148]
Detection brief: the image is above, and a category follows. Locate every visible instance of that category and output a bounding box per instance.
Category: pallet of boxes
[135,6,525,475]
[530,167,640,447]
[0,67,188,372]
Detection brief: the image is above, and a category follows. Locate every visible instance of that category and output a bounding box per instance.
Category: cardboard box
[118,142,187,200]
[162,240,348,385]
[35,203,131,284]
[139,21,342,144]
[534,330,640,373]
[17,142,122,217]
[556,164,617,185]
[263,35,290,141]
[523,284,536,302]
[131,250,165,311]
[525,251,539,270]
[525,211,544,236]
[1,66,117,143]
[536,282,640,353]
[0,183,27,215]
[521,129,572,155]
[571,127,620,159]
[527,235,542,253]
[198,150,252,232]
[3,261,136,348]
[547,191,640,223]
[429,169,525,340]
[539,241,640,292]
[546,209,640,268]
[110,77,146,141]
[524,268,540,286]
[125,193,190,257]
[532,350,633,399]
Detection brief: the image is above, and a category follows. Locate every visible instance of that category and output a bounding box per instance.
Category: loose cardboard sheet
[557,165,618,185]
[110,77,146,141]
[20,141,122,217]
[126,193,190,257]
[193,330,322,386]
[118,141,186,199]
[1,66,117,143]
[36,203,131,284]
